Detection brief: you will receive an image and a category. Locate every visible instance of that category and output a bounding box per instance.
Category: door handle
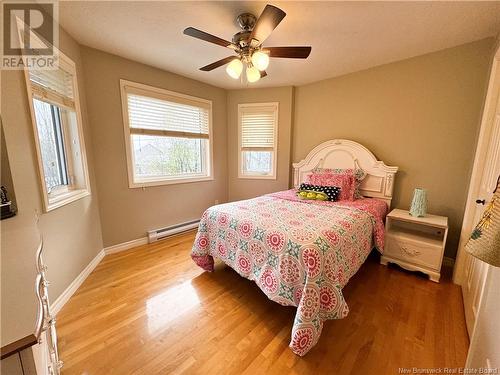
[476,199,486,205]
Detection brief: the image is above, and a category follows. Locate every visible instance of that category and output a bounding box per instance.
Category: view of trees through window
[33,99,69,191]
[132,134,205,179]
[243,151,272,174]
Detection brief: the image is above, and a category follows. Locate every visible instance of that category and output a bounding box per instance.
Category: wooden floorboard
[57,231,469,374]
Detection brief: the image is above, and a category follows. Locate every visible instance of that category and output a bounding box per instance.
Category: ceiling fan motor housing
[233,13,257,49]
[232,30,252,49]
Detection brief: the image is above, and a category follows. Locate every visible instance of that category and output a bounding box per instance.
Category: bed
[191,139,399,355]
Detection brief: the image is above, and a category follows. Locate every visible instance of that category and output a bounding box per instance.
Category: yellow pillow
[297,190,328,201]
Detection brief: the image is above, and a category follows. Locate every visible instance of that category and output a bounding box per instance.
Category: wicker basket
[465,177,500,267]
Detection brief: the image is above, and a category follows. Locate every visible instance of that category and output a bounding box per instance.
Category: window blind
[29,67,75,109]
[126,93,210,139]
[240,106,277,150]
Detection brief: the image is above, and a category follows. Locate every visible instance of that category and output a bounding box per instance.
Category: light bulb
[226,59,243,79]
[246,65,261,83]
[251,50,270,71]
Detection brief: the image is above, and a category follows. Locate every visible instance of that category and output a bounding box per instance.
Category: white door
[462,73,500,335]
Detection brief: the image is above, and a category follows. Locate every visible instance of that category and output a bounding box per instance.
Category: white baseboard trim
[103,237,148,255]
[52,249,105,315]
[50,236,171,315]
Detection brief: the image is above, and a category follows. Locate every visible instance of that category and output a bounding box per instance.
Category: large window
[26,52,90,212]
[120,80,213,187]
[238,103,278,179]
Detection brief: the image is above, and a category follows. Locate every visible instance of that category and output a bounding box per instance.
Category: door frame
[453,40,500,286]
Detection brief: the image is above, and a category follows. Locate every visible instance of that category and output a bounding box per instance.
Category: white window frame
[238,102,279,180]
[120,79,214,188]
[24,48,91,212]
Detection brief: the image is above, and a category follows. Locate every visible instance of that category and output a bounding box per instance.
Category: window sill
[129,175,214,188]
[238,174,277,180]
[47,188,90,211]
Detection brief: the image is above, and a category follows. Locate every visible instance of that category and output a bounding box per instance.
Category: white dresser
[380,208,448,282]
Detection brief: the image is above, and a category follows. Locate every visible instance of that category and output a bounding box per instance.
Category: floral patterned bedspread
[191,189,387,356]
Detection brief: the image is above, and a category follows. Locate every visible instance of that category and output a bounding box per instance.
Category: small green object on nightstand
[410,188,427,217]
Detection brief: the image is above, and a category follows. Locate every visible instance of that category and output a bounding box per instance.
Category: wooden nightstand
[380,208,448,282]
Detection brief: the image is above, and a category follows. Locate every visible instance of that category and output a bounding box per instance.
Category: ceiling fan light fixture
[251,50,269,71]
[246,64,261,83]
[226,58,243,79]
[185,5,311,84]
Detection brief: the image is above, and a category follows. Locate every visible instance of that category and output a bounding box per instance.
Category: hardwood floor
[57,231,469,374]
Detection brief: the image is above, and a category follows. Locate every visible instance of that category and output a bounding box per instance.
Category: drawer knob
[400,246,420,256]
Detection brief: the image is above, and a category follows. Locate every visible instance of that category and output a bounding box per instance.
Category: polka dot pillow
[299,183,341,201]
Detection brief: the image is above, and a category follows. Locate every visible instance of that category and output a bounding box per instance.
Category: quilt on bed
[191,189,387,355]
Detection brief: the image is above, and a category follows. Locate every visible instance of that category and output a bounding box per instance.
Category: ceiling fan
[183,4,312,83]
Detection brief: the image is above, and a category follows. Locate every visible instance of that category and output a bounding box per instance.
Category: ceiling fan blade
[200,56,237,71]
[184,27,235,49]
[260,70,268,78]
[264,46,312,59]
[249,5,286,46]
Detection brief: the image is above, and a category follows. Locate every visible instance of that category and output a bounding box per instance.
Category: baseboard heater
[147,219,200,243]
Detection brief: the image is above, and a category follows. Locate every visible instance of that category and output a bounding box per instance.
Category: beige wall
[227,87,293,202]
[1,28,103,345]
[293,38,495,258]
[79,47,228,247]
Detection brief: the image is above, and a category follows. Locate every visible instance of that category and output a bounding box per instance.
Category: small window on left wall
[25,52,90,212]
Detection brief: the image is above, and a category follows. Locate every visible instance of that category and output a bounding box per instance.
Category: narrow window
[26,51,90,211]
[32,99,69,191]
[238,103,278,179]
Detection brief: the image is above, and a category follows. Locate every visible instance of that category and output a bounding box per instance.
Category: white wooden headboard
[293,139,399,207]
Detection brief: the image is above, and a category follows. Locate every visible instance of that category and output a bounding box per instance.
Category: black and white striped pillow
[299,183,341,201]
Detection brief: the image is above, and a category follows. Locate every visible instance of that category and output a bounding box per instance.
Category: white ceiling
[59,1,500,89]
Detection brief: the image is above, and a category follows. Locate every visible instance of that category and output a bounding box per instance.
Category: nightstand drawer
[385,235,442,270]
